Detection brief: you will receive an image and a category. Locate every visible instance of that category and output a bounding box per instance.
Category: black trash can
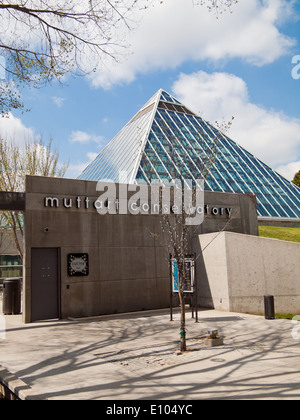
[264,295,275,320]
[2,278,22,315]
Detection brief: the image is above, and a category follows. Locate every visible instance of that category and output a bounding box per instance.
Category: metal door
[31,248,60,321]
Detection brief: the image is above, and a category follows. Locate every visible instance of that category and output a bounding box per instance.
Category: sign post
[170,254,198,322]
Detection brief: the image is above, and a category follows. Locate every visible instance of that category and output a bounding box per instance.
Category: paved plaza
[1,296,300,400]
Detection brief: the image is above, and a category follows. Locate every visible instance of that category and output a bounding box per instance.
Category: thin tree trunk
[178,285,186,352]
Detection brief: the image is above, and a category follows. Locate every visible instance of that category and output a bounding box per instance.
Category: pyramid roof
[78,89,300,219]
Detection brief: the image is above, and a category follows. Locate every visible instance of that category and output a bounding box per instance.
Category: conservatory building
[79,89,300,224]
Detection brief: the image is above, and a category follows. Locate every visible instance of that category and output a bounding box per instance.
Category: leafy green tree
[292,170,300,188]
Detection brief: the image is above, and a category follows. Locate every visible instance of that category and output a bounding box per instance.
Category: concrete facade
[195,231,300,315]
[23,176,258,323]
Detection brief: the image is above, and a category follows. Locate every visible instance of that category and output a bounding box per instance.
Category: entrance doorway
[31,248,60,321]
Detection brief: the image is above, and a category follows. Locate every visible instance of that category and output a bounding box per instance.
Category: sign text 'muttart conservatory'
[44,180,233,225]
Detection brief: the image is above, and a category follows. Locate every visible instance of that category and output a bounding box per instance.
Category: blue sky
[1,0,300,181]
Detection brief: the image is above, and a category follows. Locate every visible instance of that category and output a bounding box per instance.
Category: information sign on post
[171,258,195,293]
[170,255,198,323]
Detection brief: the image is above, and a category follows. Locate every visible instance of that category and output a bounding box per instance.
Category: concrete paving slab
[1,298,300,400]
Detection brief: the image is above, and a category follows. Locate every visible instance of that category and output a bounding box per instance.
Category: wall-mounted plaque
[68,253,89,277]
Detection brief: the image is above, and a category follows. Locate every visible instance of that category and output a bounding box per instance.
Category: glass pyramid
[78,89,300,219]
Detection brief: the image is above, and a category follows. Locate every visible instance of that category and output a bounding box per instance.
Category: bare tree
[0,0,145,79]
[0,212,5,251]
[194,0,238,16]
[0,0,156,113]
[140,116,234,352]
[0,135,68,258]
[0,0,238,114]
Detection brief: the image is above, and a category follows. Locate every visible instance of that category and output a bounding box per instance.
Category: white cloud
[52,96,66,108]
[67,152,99,178]
[171,70,300,176]
[87,152,99,161]
[276,161,300,182]
[89,0,296,89]
[70,130,91,143]
[69,130,105,145]
[0,113,35,146]
[67,161,90,179]
[67,132,105,178]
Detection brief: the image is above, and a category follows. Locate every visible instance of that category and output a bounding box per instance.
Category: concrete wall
[24,176,258,322]
[24,177,169,322]
[195,231,300,315]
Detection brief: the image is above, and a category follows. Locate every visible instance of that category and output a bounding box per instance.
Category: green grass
[275,314,298,320]
[259,226,300,243]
